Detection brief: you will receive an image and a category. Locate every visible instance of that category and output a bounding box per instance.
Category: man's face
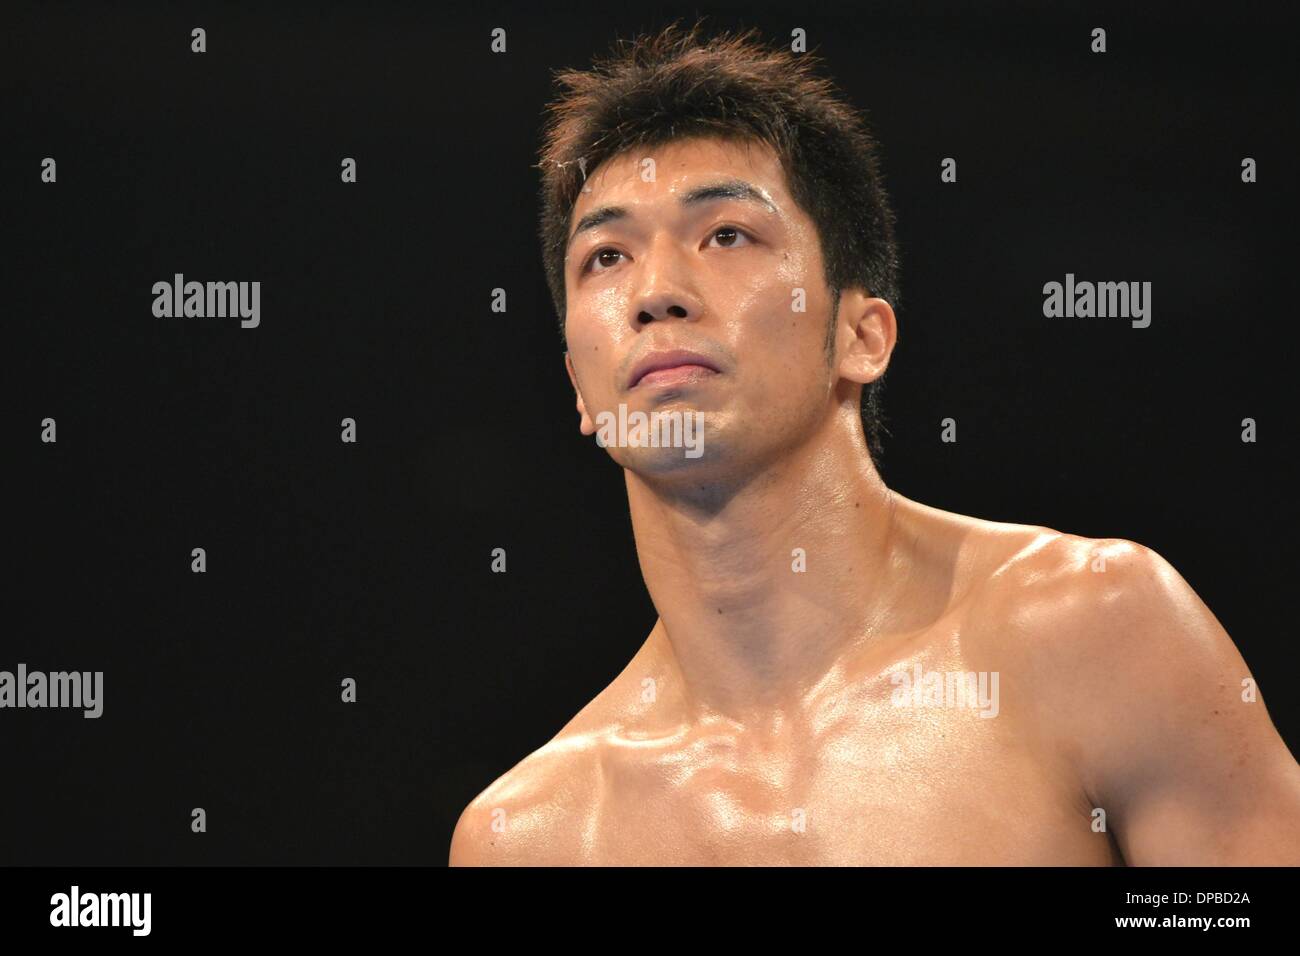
[562,136,845,480]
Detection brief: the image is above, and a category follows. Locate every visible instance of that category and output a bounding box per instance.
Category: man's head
[536,20,900,479]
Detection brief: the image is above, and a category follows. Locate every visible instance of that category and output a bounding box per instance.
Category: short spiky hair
[536,19,901,467]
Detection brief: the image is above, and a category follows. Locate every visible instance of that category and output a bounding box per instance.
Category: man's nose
[632,239,703,325]
[637,300,690,323]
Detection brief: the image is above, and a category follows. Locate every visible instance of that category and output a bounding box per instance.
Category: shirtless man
[450,23,1300,865]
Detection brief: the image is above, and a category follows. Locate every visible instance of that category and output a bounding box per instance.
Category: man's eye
[707,225,753,249]
[584,248,624,273]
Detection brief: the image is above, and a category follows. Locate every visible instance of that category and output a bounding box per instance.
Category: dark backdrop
[5,0,1296,864]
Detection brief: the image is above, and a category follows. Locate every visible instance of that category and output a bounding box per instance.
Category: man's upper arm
[1045,539,1300,865]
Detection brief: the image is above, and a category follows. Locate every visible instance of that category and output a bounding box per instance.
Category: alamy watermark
[152,273,260,328]
[889,663,999,718]
[0,664,103,718]
[50,886,150,936]
[595,404,705,458]
[1042,273,1151,328]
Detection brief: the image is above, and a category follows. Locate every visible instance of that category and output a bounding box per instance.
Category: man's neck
[624,413,909,731]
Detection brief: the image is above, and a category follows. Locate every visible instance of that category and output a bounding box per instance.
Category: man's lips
[634,364,719,389]
[627,350,722,389]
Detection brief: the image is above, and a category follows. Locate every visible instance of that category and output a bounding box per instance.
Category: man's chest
[581,697,1116,865]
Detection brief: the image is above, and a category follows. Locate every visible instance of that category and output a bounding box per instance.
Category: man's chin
[615,429,758,487]
[617,444,713,476]
[594,404,712,461]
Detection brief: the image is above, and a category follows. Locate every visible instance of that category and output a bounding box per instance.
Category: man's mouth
[634,364,719,389]
[627,349,722,389]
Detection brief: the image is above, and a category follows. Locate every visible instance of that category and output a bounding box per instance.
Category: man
[450,22,1300,865]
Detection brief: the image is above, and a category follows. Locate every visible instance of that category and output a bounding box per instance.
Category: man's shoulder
[959,522,1300,862]
[898,500,1160,621]
[448,726,608,866]
[967,523,1250,774]
[972,525,1200,655]
[965,523,1204,674]
[449,631,669,865]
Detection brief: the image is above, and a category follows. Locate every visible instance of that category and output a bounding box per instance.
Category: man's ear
[563,351,597,436]
[834,290,897,386]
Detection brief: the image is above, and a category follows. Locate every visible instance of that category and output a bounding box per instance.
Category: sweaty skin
[451,137,1300,865]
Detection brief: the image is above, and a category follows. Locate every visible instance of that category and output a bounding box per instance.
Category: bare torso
[456,502,1137,865]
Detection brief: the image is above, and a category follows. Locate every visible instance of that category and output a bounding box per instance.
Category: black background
[4,0,1296,864]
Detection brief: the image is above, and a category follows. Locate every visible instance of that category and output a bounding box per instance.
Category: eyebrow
[566,179,779,252]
